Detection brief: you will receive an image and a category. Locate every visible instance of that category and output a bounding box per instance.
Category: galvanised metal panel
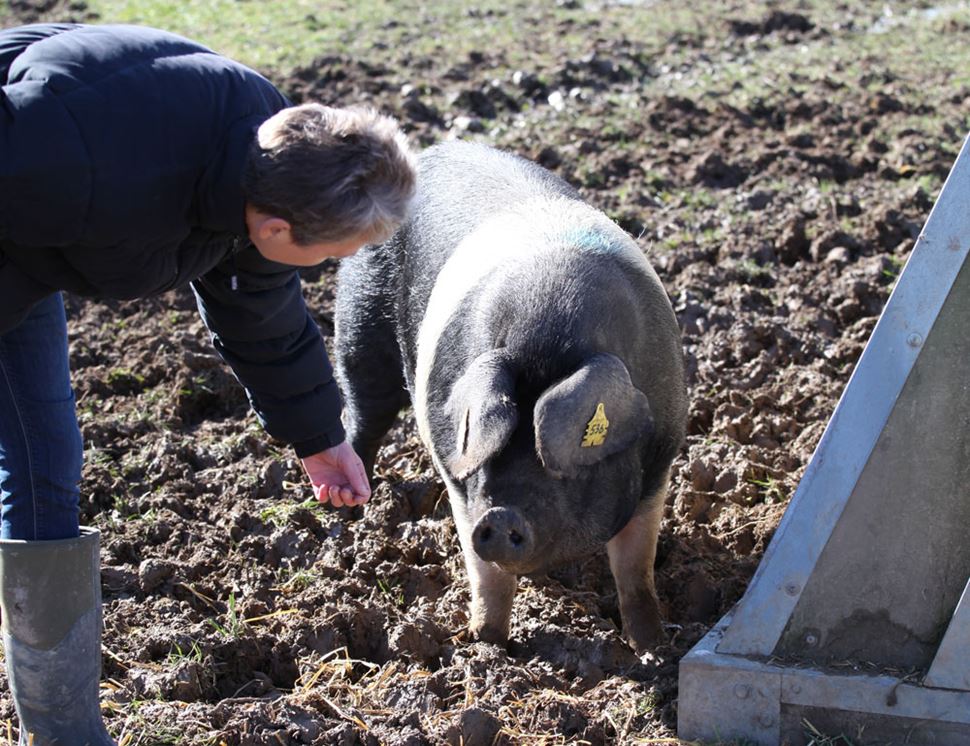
[775,254,970,667]
[680,134,970,742]
[716,132,970,658]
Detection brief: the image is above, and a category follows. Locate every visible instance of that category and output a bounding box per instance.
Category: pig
[334,140,687,651]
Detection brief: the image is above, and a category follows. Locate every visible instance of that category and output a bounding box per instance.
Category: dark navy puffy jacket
[0,24,345,456]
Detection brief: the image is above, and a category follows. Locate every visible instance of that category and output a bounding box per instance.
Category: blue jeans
[0,293,82,540]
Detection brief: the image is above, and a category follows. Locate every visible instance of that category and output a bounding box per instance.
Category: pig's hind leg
[334,262,410,478]
[606,470,669,652]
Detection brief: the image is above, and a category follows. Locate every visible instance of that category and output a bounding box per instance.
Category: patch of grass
[747,476,786,503]
[207,592,246,639]
[376,576,404,607]
[881,253,905,282]
[737,258,773,281]
[70,0,799,83]
[700,226,723,244]
[658,2,970,127]
[106,367,146,387]
[273,565,320,594]
[580,168,607,189]
[111,492,133,517]
[660,232,688,252]
[634,691,659,716]
[81,0,554,73]
[678,187,718,212]
[258,496,321,528]
[166,639,204,666]
[258,501,296,528]
[113,699,206,745]
[177,373,215,398]
[85,0,366,71]
[914,172,944,200]
[803,718,857,745]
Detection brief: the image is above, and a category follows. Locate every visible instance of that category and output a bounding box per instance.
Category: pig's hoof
[619,597,666,652]
[623,621,667,653]
[470,624,510,647]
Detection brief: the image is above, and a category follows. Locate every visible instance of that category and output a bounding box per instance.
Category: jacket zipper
[230,237,241,291]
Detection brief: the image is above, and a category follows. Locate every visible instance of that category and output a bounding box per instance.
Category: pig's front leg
[606,473,668,652]
[449,488,517,644]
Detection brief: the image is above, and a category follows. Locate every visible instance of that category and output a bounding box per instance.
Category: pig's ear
[444,349,518,480]
[534,354,651,478]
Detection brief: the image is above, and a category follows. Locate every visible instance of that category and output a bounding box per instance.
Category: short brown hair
[243,104,417,245]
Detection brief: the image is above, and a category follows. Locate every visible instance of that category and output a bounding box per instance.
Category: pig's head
[443,350,652,575]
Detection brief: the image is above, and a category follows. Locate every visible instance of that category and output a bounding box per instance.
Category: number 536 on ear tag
[581,402,609,447]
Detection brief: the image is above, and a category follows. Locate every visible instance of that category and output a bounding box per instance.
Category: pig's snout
[472,507,535,564]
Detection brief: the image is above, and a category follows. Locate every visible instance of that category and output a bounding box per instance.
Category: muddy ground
[2,1,967,744]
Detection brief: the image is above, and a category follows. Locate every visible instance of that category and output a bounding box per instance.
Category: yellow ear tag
[581,402,609,448]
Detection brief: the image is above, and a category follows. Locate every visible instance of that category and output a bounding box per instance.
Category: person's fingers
[343,455,371,500]
[312,461,371,507]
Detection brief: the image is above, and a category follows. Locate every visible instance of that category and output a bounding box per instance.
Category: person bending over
[0,23,416,745]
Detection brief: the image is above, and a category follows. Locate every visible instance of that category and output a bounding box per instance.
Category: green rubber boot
[0,527,115,745]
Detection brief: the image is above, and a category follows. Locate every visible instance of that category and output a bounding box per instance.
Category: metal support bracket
[681,616,970,745]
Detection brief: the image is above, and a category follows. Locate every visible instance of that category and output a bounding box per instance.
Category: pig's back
[410,140,582,246]
[396,141,583,371]
[398,143,685,469]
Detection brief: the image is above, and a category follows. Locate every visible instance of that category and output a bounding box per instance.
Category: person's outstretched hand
[301,442,371,507]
